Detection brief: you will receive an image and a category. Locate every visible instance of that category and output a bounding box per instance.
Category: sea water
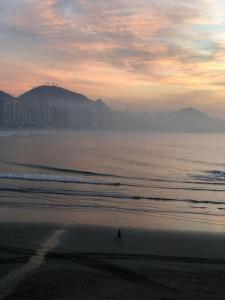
[0,130,225,233]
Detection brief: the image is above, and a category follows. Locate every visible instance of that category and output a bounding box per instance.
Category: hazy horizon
[1,84,225,121]
[1,1,225,118]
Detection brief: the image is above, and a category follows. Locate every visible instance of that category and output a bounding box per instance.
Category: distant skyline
[1,0,225,118]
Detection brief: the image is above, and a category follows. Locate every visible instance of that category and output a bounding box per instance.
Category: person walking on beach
[114,228,122,242]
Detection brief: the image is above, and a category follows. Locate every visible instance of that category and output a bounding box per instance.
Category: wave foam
[0,173,120,186]
[1,184,225,207]
[209,170,225,178]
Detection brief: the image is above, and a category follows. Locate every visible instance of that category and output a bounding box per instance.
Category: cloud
[1,0,225,116]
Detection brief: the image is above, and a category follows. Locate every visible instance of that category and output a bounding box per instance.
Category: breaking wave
[10,163,133,179]
[9,162,198,184]
[0,173,121,186]
[1,184,225,207]
[208,170,225,178]
[192,170,225,183]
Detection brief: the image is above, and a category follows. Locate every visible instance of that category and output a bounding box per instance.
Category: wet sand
[1,224,225,299]
[55,225,225,259]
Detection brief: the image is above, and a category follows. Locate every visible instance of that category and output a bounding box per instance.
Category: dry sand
[1,224,225,299]
[0,223,56,288]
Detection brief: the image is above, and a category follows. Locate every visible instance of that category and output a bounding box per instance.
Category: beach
[1,132,225,298]
[0,223,57,299]
[0,223,225,299]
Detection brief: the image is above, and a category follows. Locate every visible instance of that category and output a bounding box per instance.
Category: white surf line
[0,229,64,300]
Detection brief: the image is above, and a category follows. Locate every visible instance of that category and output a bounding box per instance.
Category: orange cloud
[1,0,225,117]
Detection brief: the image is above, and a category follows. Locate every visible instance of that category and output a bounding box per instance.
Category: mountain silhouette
[18,85,92,106]
[0,91,15,101]
[175,107,212,120]
[148,107,225,132]
[0,85,224,132]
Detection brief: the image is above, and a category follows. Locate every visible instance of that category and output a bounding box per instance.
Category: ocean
[0,130,225,233]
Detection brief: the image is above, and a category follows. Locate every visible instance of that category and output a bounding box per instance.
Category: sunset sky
[1,0,225,116]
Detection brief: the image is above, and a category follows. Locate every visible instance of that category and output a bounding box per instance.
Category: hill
[0,91,15,101]
[148,107,225,132]
[0,85,225,132]
[18,85,92,107]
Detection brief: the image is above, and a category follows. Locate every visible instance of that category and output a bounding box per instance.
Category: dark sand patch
[4,261,176,300]
[55,224,225,259]
[4,256,225,300]
[0,223,57,249]
[0,223,57,281]
[4,224,225,299]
